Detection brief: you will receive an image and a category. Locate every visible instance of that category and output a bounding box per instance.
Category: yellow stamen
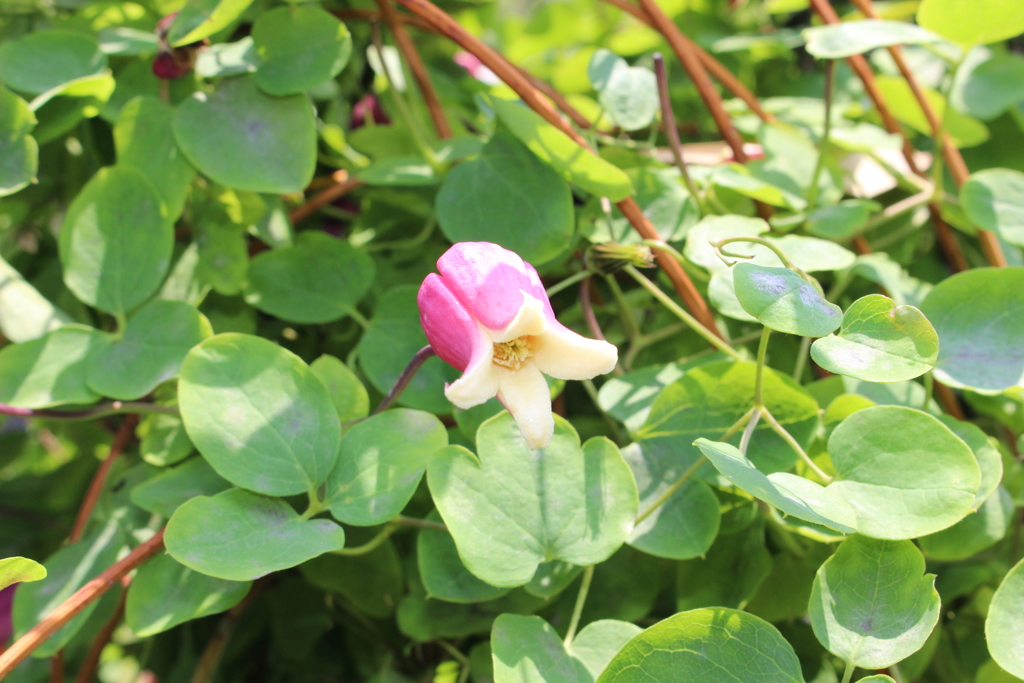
[492,336,532,370]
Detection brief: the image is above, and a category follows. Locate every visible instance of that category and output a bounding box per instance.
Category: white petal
[531,323,618,381]
[496,363,554,450]
[486,293,548,343]
[445,324,501,409]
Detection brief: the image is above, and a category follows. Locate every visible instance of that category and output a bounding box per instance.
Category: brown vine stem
[188,581,265,683]
[847,0,1006,268]
[375,0,452,139]
[806,0,969,273]
[69,415,139,544]
[374,345,437,414]
[289,170,363,226]
[652,53,703,212]
[0,400,177,421]
[633,0,772,221]
[0,530,166,678]
[72,586,127,683]
[599,0,775,124]
[393,0,722,338]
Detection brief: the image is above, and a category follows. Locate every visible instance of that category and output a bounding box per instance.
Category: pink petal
[437,242,552,331]
[417,273,485,372]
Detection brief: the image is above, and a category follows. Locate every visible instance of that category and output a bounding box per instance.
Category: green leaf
[809,535,940,669]
[252,7,352,96]
[918,487,1013,561]
[920,267,1024,393]
[711,165,804,209]
[524,561,583,600]
[596,608,804,683]
[356,157,437,186]
[324,409,447,526]
[310,354,369,423]
[0,84,38,197]
[587,50,658,131]
[12,521,124,656]
[805,200,880,241]
[694,439,857,533]
[950,51,1024,121]
[985,557,1024,678]
[917,0,1024,47]
[639,361,820,475]
[733,263,842,337]
[243,232,375,324]
[623,442,721,559]
[675,520,772,611]
[418,511,510,604]
[114,95,196,220]
[165,488,346,581]
[178,333,341,496]
[684,214,770,271]
[0,30,106,95]
[139,412,195,467]
[937,415,1002,508]
[87,299,212,400]
[173,76,316,194]
[490,97,633,201]
[827,405,981,539]
[130,457,232,518]
[437,131,574,264]
[59,165,172,316]
[427,412,638,587]
[300,540,405,619]
[358,285,459,414]
[803,20,943,59]
[596,363,687,435]
[492,614,642,683]
[126,552,251,637]
[195,222,248,296]
[961,169,1024,247]
[0,557,46,591]
[0,325,105,408]
[810,294,939,382]
[874,75,989,148]
[0,254,70,343]
[168,0,256,46]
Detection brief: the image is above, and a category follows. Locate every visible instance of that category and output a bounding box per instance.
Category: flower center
[492,336,532,370]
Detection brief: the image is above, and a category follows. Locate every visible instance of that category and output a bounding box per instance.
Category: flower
[418,242,618,449]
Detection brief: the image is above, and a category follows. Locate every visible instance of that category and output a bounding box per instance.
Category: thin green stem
[792,335,812,382]
[365,215,437,251]
[624,265,743,362]
[889,664,906,683]
[714,237,814,285]
[370,23,442,173]
[739,408,762,455]
[923,371,934,413]
[764,507,805,557]
[347,308,371,330]
[604,274,642,342]
[563,565,595,647]
[721,407,757,442]
[582,379,627,446]
[754,327,771,408]
[332,524,396,555]
[393,515,448,531]
[762,409,831,482]
[840,660,855,683]
[634,456,707,525]
[805,59,834,212]
[546,270,591,297]
[300,490,326,521]
[436,641,471,683]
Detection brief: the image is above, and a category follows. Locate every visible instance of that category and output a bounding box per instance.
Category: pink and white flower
[418,242,618,449]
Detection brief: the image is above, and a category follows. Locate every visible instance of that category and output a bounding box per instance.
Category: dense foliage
[1,0,1024,681]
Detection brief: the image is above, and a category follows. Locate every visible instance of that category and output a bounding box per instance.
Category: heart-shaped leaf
[428,412,637,587]
[811,294,939,382]
[827,405,980,539]
[587,49,658,132]
[920,267,1024,393]
[0,325,105,408]
[597,608,804,683]
[492,614,641,683]
[803,20,943,59]
[252,6,351,96]
[734,263,841,337]
[809,535,940,669]
[165,488,347,581]
[178,333,341,496]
